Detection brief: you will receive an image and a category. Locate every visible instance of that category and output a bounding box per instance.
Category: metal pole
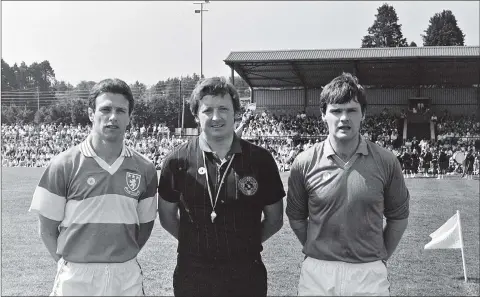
[194,1,208,78]
[182,95,186,130]
[200,3,203,78]
[37,86,40,112]
[178,80,182,128]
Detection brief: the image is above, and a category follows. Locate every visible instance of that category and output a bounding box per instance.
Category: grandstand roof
[224,46,480,88]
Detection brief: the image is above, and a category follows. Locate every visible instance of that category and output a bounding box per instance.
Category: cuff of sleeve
[264,190,286,206]
[384,199,409,220]
[285,209,308,221]
[138,196,157,223]
[29,187,65,222]
[158,190,181,203]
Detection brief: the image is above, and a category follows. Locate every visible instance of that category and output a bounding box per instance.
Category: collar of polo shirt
[198,133,242,159]
[79,134,132,175]
[80,134,132,158]
[324,135,369,158]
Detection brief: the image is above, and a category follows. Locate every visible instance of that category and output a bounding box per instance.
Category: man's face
[322,100,364,142]
[197,93,236,139]
[88,92,130,143]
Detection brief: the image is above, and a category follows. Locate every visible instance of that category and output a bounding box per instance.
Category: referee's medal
[198,167,207,175]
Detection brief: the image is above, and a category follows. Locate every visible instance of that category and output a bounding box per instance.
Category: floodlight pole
[194,1,209,78]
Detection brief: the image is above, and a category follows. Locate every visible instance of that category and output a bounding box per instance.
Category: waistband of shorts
[60,257,138,270]
[305,256,384,268]
[177,253,262,265]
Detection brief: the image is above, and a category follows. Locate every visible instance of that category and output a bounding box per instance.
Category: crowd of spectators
[1,123,185,169]
[2,111,479,177]
[436,113,480,142]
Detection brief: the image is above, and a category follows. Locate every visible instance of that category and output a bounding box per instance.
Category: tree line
[1,4,466,127]
[1,66,251,128]
[361,5,465,48]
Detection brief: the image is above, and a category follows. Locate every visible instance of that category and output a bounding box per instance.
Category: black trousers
[173,255,267,296]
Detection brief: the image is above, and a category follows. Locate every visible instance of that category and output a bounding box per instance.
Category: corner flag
[424,210,467,282]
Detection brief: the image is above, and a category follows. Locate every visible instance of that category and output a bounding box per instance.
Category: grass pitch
[1,167,479,296]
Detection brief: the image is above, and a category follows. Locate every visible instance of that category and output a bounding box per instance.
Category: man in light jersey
[29,78,157,296]
[287,73,410,296]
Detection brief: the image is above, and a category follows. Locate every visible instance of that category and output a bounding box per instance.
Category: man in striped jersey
[29,78,157,296]
[158,77,285,296]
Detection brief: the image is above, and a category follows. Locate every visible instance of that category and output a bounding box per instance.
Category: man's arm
[158,198,180,240]
[286,156,309,247]
[384,156,410,261]
[261,199,284,243]
[383,218,408,260]
[137,221,155,250]
[288,218,308,247]
[38,214,62,262]
[136,169,159,250]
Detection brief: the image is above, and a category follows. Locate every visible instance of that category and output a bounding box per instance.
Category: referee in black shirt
[158,77,285,296]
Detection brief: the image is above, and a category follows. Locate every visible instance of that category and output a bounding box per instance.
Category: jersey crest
[124,172,141,196]
[238,176,258,196]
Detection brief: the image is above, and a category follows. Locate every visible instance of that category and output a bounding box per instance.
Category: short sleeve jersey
[286,136,410,263]
[158,135,285,261]
[29,135,158,263]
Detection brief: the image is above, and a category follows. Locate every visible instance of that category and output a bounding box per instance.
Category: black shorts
[402,161,411,171]
[173,254,267,296]
[466,164,474,173]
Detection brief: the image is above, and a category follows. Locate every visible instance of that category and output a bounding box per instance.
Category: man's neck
[203,132,234,159]
[328,135,360,162]
[90,134,123,165]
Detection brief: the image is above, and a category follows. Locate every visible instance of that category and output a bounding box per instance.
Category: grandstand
[224,46,480,142]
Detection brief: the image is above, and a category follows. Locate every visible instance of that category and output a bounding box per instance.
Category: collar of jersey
[80,134,132,175]
[324,135,369,158]
[198,132,242,154]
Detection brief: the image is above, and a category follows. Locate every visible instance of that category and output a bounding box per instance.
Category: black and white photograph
[1,1,479,296]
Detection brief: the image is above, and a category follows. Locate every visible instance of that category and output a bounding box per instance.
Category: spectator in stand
[420,147,433,177]
[463,149,475,179]
[438,148,449,179]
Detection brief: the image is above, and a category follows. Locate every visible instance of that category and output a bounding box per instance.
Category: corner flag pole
[457,210,468,283]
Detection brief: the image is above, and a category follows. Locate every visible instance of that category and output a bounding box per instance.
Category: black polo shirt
[158,134,285,261]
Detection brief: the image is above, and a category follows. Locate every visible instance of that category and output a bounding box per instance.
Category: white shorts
[298,257,390,296]
[50,257,145,296]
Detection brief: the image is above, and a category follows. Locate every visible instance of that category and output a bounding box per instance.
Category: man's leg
[343,260,390,296]
[50,259,107,296]
[109,258,145,296]
[297,257,338,296]
[224,258,268,296]
[173,257,222,296]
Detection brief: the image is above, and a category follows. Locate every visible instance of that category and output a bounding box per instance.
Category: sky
[2,1,479,87]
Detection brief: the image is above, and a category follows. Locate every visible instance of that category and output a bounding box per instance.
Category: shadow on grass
[454,276,480,283]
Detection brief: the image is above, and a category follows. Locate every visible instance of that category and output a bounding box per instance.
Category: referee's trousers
[173,254,267,296]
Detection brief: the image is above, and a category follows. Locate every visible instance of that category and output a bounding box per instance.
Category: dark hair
[189,77,241,117]
[320,72,367,115]
[88,78,135,115]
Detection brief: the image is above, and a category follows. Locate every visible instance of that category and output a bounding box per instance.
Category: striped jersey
[29,135,158,263]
